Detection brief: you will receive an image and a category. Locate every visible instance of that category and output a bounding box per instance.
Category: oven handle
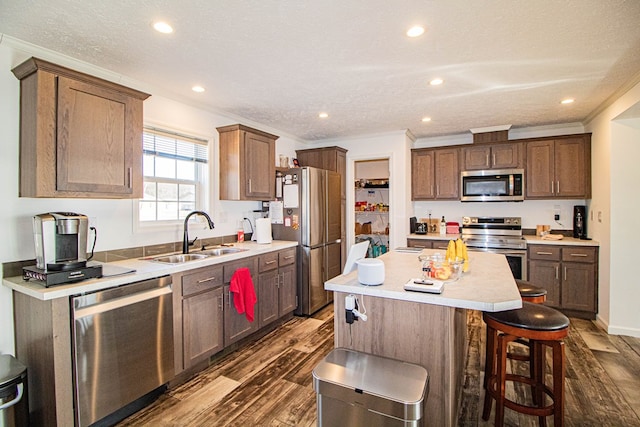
[467,247,526,256]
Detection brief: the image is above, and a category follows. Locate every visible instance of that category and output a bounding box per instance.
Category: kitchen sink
[151,254,210,264]
[198,247,248,256]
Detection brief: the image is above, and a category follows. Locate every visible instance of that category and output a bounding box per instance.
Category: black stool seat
[485,301,569,332]
[516,279,547,299]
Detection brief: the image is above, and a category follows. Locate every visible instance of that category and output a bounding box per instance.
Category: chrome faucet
[183,211,215,254]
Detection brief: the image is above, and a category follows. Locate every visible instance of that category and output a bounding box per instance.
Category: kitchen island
[324,249,521,427]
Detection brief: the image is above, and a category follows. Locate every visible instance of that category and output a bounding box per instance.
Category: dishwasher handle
[74,285,172,319]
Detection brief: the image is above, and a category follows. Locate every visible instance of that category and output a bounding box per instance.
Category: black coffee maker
[573,205,587,239]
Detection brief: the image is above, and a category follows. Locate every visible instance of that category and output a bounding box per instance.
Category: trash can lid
[0,355,27,388]
[313,348,428,404]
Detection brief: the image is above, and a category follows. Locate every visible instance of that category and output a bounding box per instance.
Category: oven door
[467,247,526,280]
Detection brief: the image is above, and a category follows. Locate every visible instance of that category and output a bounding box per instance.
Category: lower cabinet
[174,247,297,374]
[257,247,297,328]
[223,258,259,346]
[527,244,598,318]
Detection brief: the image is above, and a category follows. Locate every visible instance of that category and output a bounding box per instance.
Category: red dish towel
[229,267,257,322]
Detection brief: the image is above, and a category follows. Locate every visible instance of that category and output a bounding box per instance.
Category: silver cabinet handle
[265,260,277,265]
[218,295,223,310]
[536,251,554,255]
[551,181,554,193]
[436,185,440,196]
[569,253,588,257]
[197,276,217,283]
[486,154,490,166]
[284,255,295,260]
[564,266,567,281]
[248,179,252,193]
[492,154,496,166]
[557,181,560,194]
[555,266,559,280]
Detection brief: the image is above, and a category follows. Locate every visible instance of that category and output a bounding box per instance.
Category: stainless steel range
[461,216,527,279]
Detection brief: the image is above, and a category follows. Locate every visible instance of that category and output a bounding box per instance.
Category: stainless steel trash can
[312,348,429,427]
[0,355,28,427]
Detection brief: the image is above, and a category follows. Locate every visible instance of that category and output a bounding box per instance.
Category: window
[140,127,209,222]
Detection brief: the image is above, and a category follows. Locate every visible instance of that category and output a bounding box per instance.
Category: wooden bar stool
[516,279,547,304]
[482,302,569,427]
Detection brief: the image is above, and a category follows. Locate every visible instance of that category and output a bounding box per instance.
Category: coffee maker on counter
[23,212,102,287]
[573,205,588,239]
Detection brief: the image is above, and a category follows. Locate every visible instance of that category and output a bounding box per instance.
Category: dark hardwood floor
[118,306,640,426]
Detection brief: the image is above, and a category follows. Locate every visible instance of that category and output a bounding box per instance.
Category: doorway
[354,159,390,258]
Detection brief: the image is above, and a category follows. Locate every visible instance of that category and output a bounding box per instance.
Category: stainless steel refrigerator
[272,167,342,315]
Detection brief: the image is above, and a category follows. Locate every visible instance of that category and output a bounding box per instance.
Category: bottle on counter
[439,216,446,235]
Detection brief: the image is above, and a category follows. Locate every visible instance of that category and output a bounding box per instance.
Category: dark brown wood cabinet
[12,57,150,198]
[528,244,598,318]
[525,134,591,199]
[411,147,459,200]
[462,142,523,170]
[218,124,278,200]
[223,258,259,345]
[296,146,348,267]
[173,265,224,371]
[257,248,297,328]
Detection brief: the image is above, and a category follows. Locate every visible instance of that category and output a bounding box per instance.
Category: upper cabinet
[218,124,278,201]
[462,142,523,170]
[12,57,150,198]
[411,147,459,200]
[525,134,591,199]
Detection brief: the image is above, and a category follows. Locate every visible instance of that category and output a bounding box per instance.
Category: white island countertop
[3,240,297,301]
[325,249,522,312]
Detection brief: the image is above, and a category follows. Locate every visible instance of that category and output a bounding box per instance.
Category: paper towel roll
[255,218,272,244]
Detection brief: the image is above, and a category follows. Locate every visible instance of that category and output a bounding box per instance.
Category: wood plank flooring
[118,306,640,426]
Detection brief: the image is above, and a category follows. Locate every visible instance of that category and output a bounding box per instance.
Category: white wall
[586,80,640,337]
[0,41,304,355]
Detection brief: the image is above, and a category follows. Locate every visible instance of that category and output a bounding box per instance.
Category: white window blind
[140,127,209,222]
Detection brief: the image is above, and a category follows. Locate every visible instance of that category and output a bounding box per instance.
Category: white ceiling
[2,0,640,141]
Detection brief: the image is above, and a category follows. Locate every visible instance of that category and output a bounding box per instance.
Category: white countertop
[325,249,522,312]
[407,233,599,246]
[3,240,298,301]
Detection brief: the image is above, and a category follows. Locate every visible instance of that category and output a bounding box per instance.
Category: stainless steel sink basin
[199,247,248,256]
[151,254,210,264]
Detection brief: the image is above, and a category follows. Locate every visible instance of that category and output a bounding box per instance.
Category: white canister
[356,258,385,286]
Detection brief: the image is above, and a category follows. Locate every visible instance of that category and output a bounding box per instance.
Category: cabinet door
[224,285,257,346]
[258,270,279,327]
[244,131,275,199]
[183,287,223,368]
[492,143,522,169]
[57,76,140,195]
[462,146,491,170]
[526,140,555,198]
[431,239,451,250]
[562,262,596,312]
[278,263,297,316]
[555,137,588,198]
[528,260,560,307]
[434,148,459,199]
[411,149,435,200]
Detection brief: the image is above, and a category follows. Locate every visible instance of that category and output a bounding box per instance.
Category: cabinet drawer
[278,248,297,267]
[223,258,257,282]
[562,247,597,263]
[182,265,223,297]
[258,252,279,272]
[407,239,431,249]
[528,245,561,261]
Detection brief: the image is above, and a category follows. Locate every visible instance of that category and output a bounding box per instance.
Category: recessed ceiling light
[561,98,575,104]
[153,21,173,34]
[319,112,329,119]
[192,85,205,93]
[406,26,425,38]
[421,117,432,122]
[430,78,443,86]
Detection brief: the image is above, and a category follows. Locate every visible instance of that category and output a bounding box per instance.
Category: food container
[419,254,463,281]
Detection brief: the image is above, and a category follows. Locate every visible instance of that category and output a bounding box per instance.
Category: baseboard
[606,324,640,338]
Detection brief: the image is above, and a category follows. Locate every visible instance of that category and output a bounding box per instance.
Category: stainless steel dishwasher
[71,276,174,427]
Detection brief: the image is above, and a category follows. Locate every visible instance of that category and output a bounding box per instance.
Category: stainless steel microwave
[460,169,524,202]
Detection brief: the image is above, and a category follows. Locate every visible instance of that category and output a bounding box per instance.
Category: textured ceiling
[2,0,640,141]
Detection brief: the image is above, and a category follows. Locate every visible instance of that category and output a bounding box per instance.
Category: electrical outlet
[554,214,560,221]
